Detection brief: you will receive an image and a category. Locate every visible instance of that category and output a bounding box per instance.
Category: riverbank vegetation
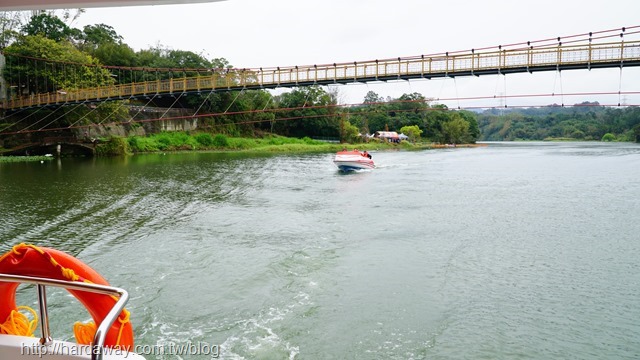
[93,132,446,156]
[0,155,53,163]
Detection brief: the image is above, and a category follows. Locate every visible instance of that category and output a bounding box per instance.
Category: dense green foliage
[399,125,423,142]
[346,91,480,144]
[95,136,131,156]
[478,102,640,142]
[4,35,111,93]
[272,87,340,138]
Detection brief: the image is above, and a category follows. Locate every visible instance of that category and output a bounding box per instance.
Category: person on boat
[363,151,372,159]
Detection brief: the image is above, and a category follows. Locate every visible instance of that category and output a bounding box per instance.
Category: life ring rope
[73,321,97,345]
[0,306,38,337]
[0,243,131,346]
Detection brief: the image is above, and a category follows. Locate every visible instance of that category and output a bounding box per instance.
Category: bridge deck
[3,40,640,110]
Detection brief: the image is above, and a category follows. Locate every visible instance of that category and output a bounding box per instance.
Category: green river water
[1,142,639,359]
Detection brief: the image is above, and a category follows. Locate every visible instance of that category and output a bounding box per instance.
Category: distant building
[374,131,400,142]
[374,131,399,139]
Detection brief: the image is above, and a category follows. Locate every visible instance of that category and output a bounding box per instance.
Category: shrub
[185,137,198,150]
[227,137,256,149]
[268,137,284,145]
[155,133,172,150]
[601,133,616,142]
[95,137,131,156]
[195,133,214,147]
[129,136,159,152]
[213,134,229,147]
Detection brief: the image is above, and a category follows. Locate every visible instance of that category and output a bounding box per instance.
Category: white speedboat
[333,150,375,171]
[0,244,145,360]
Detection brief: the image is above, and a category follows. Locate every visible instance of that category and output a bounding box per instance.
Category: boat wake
[219,292,309,359]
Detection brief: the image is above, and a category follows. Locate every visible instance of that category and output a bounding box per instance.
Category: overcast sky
[73,0,640,107]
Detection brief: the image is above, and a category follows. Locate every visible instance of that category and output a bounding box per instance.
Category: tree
[458,110,480,142]
[442,114,471,144]
[391,92,428,130]
[363,90,383,104]
[133,46,228,83]
[273,86,339,138]
[399,125,423,142]
[92,42,137,74]
[601,133,616,142]
[4,35,113,93]
[80,23,123,52]
[0,11,29,48]
[423,106,448,142]
[242,90,276,133]
[342,120,360,143]
[165,49,213,69]
[21,13,78,42]
[366,111,390,133]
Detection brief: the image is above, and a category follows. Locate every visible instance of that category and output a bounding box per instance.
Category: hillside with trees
[477,102,640,142]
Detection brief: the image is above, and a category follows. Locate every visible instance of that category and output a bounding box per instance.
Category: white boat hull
[333,152,375,171]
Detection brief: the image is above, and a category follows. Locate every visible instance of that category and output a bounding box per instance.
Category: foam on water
[218,291,310,359]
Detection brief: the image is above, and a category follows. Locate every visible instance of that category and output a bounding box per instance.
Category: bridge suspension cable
[0,106,41,132]
[129,93,161,123]
[95,99,133,126]
[39,101,88,131]
[2,90,639,137]
[19,105,65,132]
[159,93,186,119]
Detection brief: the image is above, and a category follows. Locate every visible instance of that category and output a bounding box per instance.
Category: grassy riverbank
[0,155,54,163]
[1,132,484,160]
[98,132,442,156]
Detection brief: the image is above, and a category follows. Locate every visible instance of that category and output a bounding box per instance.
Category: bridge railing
[3,40,640,110]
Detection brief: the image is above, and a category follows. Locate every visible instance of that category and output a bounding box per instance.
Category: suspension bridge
[2,27,640,111]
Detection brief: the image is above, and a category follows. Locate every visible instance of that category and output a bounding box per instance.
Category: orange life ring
[0,243,134,349]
